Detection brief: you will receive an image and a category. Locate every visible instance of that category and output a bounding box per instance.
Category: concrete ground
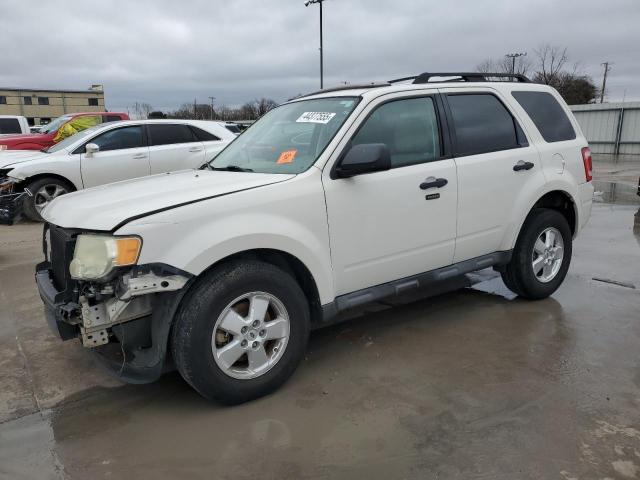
[1,198,639,479]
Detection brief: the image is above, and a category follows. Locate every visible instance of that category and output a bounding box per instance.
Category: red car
[0,112,129,151]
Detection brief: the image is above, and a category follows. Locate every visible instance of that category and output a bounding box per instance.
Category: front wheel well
[17,173,77,192]
[195,249,322,324]
[531,190,577,236]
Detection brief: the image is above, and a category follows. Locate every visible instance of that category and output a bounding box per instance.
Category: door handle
[132,154,147,159]
[189,147,203,152]
[513,160,534,171]
[420,177,448,190]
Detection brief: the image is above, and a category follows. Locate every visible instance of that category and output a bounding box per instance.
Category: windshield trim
[208,95,362,175]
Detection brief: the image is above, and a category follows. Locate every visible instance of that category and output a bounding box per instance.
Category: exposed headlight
[69,234,142,280]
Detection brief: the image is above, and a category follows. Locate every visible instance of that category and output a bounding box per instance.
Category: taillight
[581,147,593,182]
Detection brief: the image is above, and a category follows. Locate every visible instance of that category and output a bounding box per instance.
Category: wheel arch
[512,190,579,249]
[19,173,79,192]
[189,248,324,325]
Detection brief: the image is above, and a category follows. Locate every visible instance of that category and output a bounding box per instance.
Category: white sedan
[0,119,236,220]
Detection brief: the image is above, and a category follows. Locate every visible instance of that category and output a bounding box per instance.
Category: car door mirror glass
[85,143,100,156]
[335,143,391,178]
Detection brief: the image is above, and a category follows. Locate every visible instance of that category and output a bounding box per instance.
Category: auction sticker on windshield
[296,112,336,124]
[277,149,297,164]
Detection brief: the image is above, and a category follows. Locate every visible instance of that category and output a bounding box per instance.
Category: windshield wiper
[210,165,254,172]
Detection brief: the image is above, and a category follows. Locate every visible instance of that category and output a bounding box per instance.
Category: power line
[505,52,527,74]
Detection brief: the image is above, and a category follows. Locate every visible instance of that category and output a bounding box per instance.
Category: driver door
[322,94,458,296]
[80,125,150,188]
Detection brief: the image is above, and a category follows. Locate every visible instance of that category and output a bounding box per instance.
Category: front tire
[171,260,310,404]
[501,208,572,300]
[23,177,72,222]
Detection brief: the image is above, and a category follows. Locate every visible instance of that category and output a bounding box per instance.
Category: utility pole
[600,62,612,103]
[194,98,197,119]
[208,96,216,120]
[305,0,325,89]
[505,52,527,74]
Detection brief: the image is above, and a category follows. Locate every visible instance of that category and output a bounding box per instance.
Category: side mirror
[335,143,391,178]
[85,143,100,157]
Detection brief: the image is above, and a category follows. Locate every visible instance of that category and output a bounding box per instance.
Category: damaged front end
[35,224,192,383]
[0,171,29,225]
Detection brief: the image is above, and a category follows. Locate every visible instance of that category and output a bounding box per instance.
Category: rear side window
[351,97,441,168]
[447,94,524,156]
[0,118,22,134]
[512,91,576,142]
[149,124,197,146]
[190,126,220,141]
[90,126,144,152]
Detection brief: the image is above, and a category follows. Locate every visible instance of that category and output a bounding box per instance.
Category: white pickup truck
[0,115,30,136]
[36,72,594,404]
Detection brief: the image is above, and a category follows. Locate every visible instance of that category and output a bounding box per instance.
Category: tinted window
[0,96,6,104]
[191,126,221,141]
[224,124,241,134]
[38,97,49,105]
[88,98,99,106]
[89,126,144,152]
[0,118,22,134]
[512,91,576,142]
[351,97,441,168]
[149,124,196,146]
[448,94,523,156]
[103,115,123,123]
[23,96,32,105]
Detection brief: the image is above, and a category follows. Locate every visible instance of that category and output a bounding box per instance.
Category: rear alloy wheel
[23,177,72,221]
[501,208,572,299]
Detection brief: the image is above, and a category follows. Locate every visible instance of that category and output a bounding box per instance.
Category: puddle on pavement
[592,181,640,205]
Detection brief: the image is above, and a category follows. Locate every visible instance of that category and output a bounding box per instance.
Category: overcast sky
[1,0,639,113]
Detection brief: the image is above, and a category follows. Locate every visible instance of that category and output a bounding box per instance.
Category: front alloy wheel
[212,292,290,379]
[532,227,564,283]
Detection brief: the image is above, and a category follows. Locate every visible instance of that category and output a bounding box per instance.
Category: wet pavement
[1,200,639,479]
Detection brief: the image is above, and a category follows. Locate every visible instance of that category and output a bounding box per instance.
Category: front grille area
[46,224,76,291]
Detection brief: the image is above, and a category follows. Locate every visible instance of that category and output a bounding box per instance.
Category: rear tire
[501,208,572,300]
[171,259,310,404]
[23,177,73,222]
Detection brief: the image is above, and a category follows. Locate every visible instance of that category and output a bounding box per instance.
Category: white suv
[0,119,236,220]
[36,72,594,404]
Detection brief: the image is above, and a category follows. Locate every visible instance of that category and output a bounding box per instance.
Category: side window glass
[89,126,144,152]
[351,97,441,168]
[190,126,221,141]
[103,115,123,123]
[149,124,197,146]
[447,94,522,156]
[511,91,576,142]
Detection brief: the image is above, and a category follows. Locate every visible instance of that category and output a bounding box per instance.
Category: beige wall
[0,89,105,124]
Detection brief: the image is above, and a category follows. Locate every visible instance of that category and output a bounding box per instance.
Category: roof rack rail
[389,72,531,84]
[291,82,391,101]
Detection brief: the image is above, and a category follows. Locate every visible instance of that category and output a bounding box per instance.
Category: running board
[321,251,512,322]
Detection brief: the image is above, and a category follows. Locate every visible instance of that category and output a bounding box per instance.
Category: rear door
[79,125,150,187]
[147,124,206,173]
[440,87,545,262]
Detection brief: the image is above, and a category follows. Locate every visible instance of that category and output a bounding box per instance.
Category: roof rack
[389,72,531,84]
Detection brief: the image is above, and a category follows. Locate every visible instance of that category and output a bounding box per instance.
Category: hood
[42,169,293,231]
[0,150,49,169]
[0,133,49,145]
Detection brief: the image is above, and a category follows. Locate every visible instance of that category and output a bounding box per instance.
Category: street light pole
[208,96,216,120]
[505,52,527,74]
[305,0,325,89]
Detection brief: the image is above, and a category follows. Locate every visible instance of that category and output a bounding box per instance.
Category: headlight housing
[69,234,141,280]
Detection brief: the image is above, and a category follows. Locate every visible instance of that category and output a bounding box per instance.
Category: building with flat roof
[0,85,106,126]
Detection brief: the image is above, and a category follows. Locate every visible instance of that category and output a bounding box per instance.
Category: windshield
[209,97,359,174]
[40,115,72,134]
[45,124,103,153]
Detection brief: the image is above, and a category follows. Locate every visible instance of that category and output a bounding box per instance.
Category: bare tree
[132,102,154,119]
[476,56,532,76]
[533,44,568,84]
